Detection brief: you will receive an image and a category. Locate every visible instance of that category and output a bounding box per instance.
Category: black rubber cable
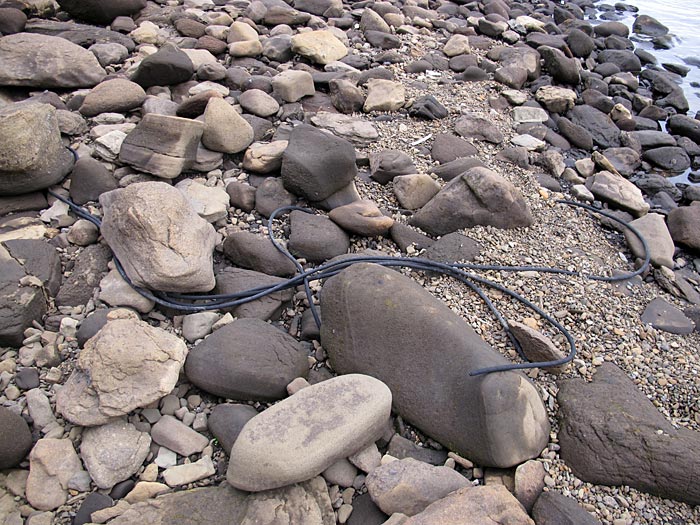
[47,190,650,376]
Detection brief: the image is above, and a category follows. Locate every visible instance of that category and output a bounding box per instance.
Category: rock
[558,363,700,505]
[532,491,602,525]
[430,133,477,164]
[238,89,280,118]
[329,200,394,236]
[289,210,350,262]
[99,269,155,313]
[494,66,528,89]
[291,30,347,65]
[163,456,215,487]
[320,264,549,468]
[118,114,204,179]
[242,476,335,524]
[243,141,288,173]
[69,157,117,205]
[0,34,106,88]
[56,318,188,426]
[99,182,216,292]
[330,79,365,114]
[0,103,74,195]
[410,167,533,236]
[600,147,640,177]
[0,8,27,34]
[254,177,296,218]
[227,181,256,212]
[624,213,674,268]
[598,49,641,72]
[366,458,470,516]
[124,482,168,504]
[633,14,669,36]
[0,407,32,469]
[73,493,114,525]
[181,312,219,343]
[539,46,580,85]
[272,70,315,102]
[226,374,392,491]
[408,95,447,120]
[508,321,567,373]
[184,317,308,401]
[557,117,593,150]
[80,420,151,490]
[640,298,695,334]
[370,150,415,184]
[79,79,146,117]
[403,485,534,524]
[585,171,650,217]
[667,205,700,251]
[215,267,293,320]
[535,86,577,113]
[569,105,621,148]
[667,114,700,143]
[55,243,111,307]
[131,43,194,88]
[223,231,297,277]
[151,415,209,457]
[513,107,549,124]
[57,0,146,24]
[643,146,691,171]
[176,179,229,223]
[281,124,357,202]
[26,439,86,511]
[200,97,254,154]
[393,174,440,210]
[443,34,471,57]
[309,112,379,147]
[454,114,504,144]
[385,435,446,466]
[364,79,405,112]
[514,460,545,513]
[208,404,258,454]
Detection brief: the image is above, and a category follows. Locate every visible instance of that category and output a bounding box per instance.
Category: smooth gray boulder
[99,182,216,293]
[320,263,549,468]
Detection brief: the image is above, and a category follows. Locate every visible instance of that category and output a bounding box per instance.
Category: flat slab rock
[641,297,695,334]
[557,363,700,505]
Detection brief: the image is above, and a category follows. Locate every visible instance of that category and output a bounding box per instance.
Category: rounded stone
[0,407,32,469]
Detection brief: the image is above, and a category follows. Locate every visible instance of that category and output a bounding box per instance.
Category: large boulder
[667,204,700,251]
[320,263,550,468]
[57,0,147,24]
[56,318,188,426]
[0,33,106,88]
[410,167,533,235]
[557,363,700,505]
[99,182,216,293]
[569,105,621,148]
[281,124,357,202]
[227,374,392,491]
[184,318,309,401]
[585,171,650,217]
[0,103,74,195]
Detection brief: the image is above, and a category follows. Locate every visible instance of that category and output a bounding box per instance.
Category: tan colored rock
[535,86,577,113]
[514,460,545,513]
[271,70,315,102]
[624,212,675,268]
[242,141,288,173]
[79,78,147,117]
[508,321,568,374]
[329,200,394,236]
[291,30,347,65]
[26,439,86,511]
[124,482,170,503]
[201,97,254,154]
[392,174,440,210]
[364,79,405,112]
[585,170,650,217]
[443,34,470,57]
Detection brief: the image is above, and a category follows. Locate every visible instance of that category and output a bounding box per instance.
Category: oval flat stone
[226,374,392,491]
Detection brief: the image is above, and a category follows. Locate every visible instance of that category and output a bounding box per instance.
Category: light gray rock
[323,458,358,487]
[182,312,220,342]
[364,79,405,112]
[26,439,87,511]
[25,388,57,430]
[243,476,335,525]
[238,89,279,118]
[309,112,379,147]
[80,420,151,489]
[99,182,217,293]
[514,460,545,513]
[272,70,315,102]
[291,30,347,64]
[175,179,229,223]
[227,374,392,491]
[56,318,188,426]
[624,212,674,268]
[202,97,254,154]
[79,78,146,117]
[99,269,155,313]
[151,415,209,457]
[243,141,288,174]
[585,171,650,217]
[162,456,215,487]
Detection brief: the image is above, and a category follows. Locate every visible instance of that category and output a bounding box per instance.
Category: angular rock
[532,491,602,525]
[243,476,335,524]
[223,231,297,277]
[131,43,194,88]
[370,150,415,184]
[329,200,394,236]
[185,318,308,401]
[320,264,549,467]
[454,114,504,143]
[99,269,155,313]
[309,112,379,146]
[243,141,288,173]
[558,363,700,505]
[410,167,533,235]
[539,46,580,85]
[26,439,86,511]
[271,70,315,102]
[431,133,477,164]
[55,243,111,307]
[624,213,674,268]
[56,318,188,426]
[118,114,204,179]
[585,171,650,217]
[0,407,32,469]
[386,435,447,466]
[80,420,151,489]
[409,95,448,120]
[227,374,392,491]
[393,174,440,210]
[202,97,255,155]
[151,415,209,457]
[514,460,545,512]
[569,105,620,148]
[364,79,405,112]
[291,30,347,65]
[0,33,106,88]
[289,210,350,262]
[508,321,567,373]
[176,179,229,223]
[667,205,700,251]
[99,182,216,292]
[162,456,215,487]
[68,156,118,205]
[535,86,577,113]
[0,103,74,195]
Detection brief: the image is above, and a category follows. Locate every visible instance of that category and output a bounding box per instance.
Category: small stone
[151,415,209,457]
[162,456,215,487]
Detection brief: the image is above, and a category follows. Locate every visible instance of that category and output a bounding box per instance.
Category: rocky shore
[1,0,700,524]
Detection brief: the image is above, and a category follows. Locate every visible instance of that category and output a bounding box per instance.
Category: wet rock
[642,146,691,171]
[598,49,642,72]
[569,105,620,148]
[633,14,669,37]
[667,114,700,143]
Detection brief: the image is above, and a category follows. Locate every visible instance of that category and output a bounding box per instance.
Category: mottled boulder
[99,182,216,293]
[26,439,87,511]
[320,264,549,468]
[558,363,700,505]
[410,167,533,235]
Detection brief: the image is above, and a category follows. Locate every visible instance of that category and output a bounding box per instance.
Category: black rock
[641,298,695,334]
[288,210,350,263]
[539,46,580,85]
[131,43,195,89]
[632,14,669,37]
[532,491,602,525]
[254,178,296,219]
[667,114,700,143]
[76,308,125,347]
[57,0,146,24]
[109,480,135,500]
[557,116,594,150]
[0,407,32,469]
[69,157,118,205]
[594,21,630,38]
[598,49,642,72]
[347,493,388,525]
[423,232,482,263]
[569,105,621,148]
[15,368,40,390]
[409,95,448,120]
[73,493,114,525]
[208,404,258,454]
[567,28,595,57]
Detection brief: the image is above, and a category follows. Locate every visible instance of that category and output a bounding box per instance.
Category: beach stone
[557,117,593,150]
[320,263,549,468]
[227,182,256,212]
[643,146,691,171]
[229,40,263,58]
[513,107,549,124]
[119,114,204,179]
[80,420,151,490]
[454,114,504,143]
[176,179,229,223]
[370,150,415,184]
[226,374,392,491]
[99,182,216,292]
[386,435,446,466]
[151,415,209,456]
[291,30,347,65]
[26,439,86,511]
[215,267,293,320]
[98,269,155,313]
[243,141,288,173]
[76,308,136,347]
[641,298,695,334]
[309,112,379,147]
[124,482,168,504]
[569,105,620,148]
[408,95,448,120]
[69,157,118,205]
[598,49,641,72]
[624,213,674,268]
[281,124,357,202]
[223,231,297,277]
[177,90,223,119]
[185,317,308,401]
[539,46,580,85]
[15,368,40,390]
[633,14,669,36]
[585,171,649,217]
[558,363,700,505]
[79,79,146,117]
[131,43,194,88]
[208,404,258,454]
[393,174,440,210]
[329,200,394,236]
[289,210,350,262]
[330,79,365,114]
[430,133,477,164]
[514,460,545,513]
[403,485,534,525]
[181,311,219,343]
[0,8,26,34]
[532,491,602,525]
[535,86,577,113]
[55,243,111,307]
[200,97,254,154]
[494,66,528,89]
[322,458,357,487]
[364,79,405,112]
[667,114,700,143]
[443,34,471,57]
[366,458,470,516]
[254,177,296,218]
[0,103,74,195]
[57,0,146,24]
[163,456,215,487]
[410,167,533,236]
[0,407,32,469]
[600,147,640,177]
[56,318,188,426]
[25,388,56,430]
[667,205,700,251]
[567,29,595,58]
[238,89,279,118]
[73,493,114,525]
[243,476,335,525]
[272,70,315,102]
[0,34,106,88]
[508,321,567,373]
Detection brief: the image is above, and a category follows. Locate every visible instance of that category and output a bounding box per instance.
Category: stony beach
[1,0,700,524]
